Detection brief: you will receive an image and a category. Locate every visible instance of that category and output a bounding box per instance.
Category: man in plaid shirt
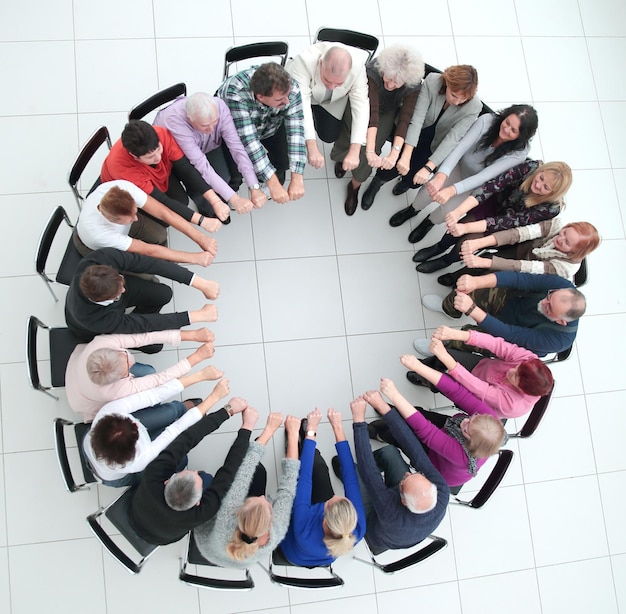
[217,63,306,204]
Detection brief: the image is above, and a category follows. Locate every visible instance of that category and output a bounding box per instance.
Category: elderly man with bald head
[288,42,369,175]
[154,93,267,215]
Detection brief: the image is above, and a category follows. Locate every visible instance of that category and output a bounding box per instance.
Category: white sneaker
[421,294,447,313]
[413,338,433,357]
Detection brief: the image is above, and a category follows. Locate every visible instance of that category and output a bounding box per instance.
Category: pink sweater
[447,330,540,419]
[65,331,190,420]
[405,374,497,487]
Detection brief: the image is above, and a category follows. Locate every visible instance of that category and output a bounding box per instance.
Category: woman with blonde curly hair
[330,44,424,215]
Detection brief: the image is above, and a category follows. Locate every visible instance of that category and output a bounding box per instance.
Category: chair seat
[105,488,157,557]
[56,237,83,286]
[49,327,82,388]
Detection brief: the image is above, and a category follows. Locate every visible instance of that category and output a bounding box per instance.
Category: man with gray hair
[350,395,449,553]
[154,93,267,215]
[129,395,255,545]
[288,42,369,175]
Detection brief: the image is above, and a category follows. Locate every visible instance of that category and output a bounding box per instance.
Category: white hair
[374,44,424,87]
[185,92,217,123]
[403,476,437,514]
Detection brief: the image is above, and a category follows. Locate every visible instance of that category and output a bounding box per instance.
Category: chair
[262,545,343,589]
[223,42,289,79]
[26,316,82,400]
[128,82,187,121]
[35,205,83,301]
[542,346,573,364]
[508,386,554,439]
[179,532,254,590]
[87,486,159,574]
[53,418,97,492]
[449,449,514,509]
[314,27,379,62]
[68,126,112,211]
[354,534,447,574]
[574,257,588,288]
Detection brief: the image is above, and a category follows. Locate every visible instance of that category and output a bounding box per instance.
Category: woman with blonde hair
[194,412,301,567]
[413,158,571,274]
[279,408,366,565]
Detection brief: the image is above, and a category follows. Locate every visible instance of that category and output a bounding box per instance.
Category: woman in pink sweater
[409,326,553,419]
[365,344,505,487]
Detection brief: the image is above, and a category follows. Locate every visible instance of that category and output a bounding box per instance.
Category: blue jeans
[130,362,156,378]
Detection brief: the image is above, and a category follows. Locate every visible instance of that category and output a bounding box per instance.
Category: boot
[416,256,450,274]
[412,243,445,263]
[345,182,359,216]
[361,176,384,210]
[408,217,434,243]
[392,179,411,196]
[389,205,418,227]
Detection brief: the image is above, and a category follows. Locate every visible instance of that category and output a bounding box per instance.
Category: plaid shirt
[217,66,306,182]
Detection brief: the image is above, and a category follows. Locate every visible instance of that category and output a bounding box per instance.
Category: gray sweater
[194,441,300,569]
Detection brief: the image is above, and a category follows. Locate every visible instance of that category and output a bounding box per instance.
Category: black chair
[449,449,514,509]
[574,257,588,288]
[128,82,187,121]
[508,386,555,439]
[314,27,379,62]
[87,486,159,574]
[179,532,254,590]
[68,126,112,211]
[26,316,82,400]
[53,418,98,492]
[35,205,83,301]
[223,42,289,79]
[263,545,343,589]
[354,534,447,574]
[542,346,573,364]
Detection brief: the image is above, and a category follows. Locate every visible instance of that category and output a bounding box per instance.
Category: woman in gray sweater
[193,412,300,568]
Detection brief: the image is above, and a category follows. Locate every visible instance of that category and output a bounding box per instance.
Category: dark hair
[478,104,538,165]
[121,120,160,157]
[517,359,554,396]
[250,63,291,98]
[100,186,136,217]
[90,414,139,465]
[79,264,122,302]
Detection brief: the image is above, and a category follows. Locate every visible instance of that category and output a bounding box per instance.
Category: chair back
[87,487,159,574]
[179,533,254,590]
[128,82,187,121]
[223,42,289,79]
[509,386,555,439]
[68,126,111,210]
[314,27,379,62]
[574,257,588,288]
[35,205,82,301]
[53,418,97,492]
[264,546,344,589]
[452,449,514,509]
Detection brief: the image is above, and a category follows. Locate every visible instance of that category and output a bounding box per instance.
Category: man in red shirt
[101,120,231,227]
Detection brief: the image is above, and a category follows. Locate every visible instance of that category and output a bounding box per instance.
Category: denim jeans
[130,362,156,378]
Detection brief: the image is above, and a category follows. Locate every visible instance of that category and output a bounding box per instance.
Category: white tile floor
[0,1,624,612]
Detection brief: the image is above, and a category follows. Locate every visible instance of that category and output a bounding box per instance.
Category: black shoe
[331,455,342,480]
[408,218,434,243]
[345,182,359,216]
[416,256,449,274]
[276,169,286,185]
[412,244,444,263]
[392,180,410,196]
[184,398,204,407]
[437,272,457,287]
[334,162,346,179]
[221,215,231,225]
[367,419,397,445]
[298,418,308,451]
[389,205,418,227]
[361,177,384,210]
[406,371,428,387]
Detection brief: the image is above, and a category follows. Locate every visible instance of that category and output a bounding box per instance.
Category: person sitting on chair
[64,247,219,349]
[75,180,217,265]
[154,92,268,214]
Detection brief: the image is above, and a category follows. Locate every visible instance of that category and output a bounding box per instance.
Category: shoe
[331,455,342,480]
[412,338,434,357]
[184,398,204,408]
[334,162,346,179]
[298,418,308,450]
[344,182,359,216]
[392,180,410,196]
[361,176,384,210]
[412,244,444,263]
[389,205,418,227]
[416,256,449,274]
[221,215,231,225]
[406,371,428,387]
[437,272,457,287]
[421,294,460,319]
[408,218,434,243]
[276,169,286,185]
[367,419,397,445]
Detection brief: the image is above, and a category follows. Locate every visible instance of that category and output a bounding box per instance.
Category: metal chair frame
[223,42,289,79]
[128,82,187,121]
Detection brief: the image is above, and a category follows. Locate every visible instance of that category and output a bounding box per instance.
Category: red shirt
[101,126,184,193]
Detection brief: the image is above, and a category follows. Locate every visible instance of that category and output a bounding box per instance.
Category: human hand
[453,290,474,314]
[287,174,305,201]
[192,342,215,361]
[196,235,218,255]
[363,389,391,414]
[460,239,480,257]
[230,193,254,215]
[342,151,360,172]
[379,377,399,400]
[210,198,232,222]
[433,185,456,205]
[306,408,322,431]
[413,167,431,185]
[456,274,479,294]
[399,353,421,372]
[198,364,223,381]
[429,338,448,359]
[241,406,259,430]
[350,397,367,422]
[227,396,247,414]
[188,327,214,343]
[249,188,268,209]
[264,411,283,434]
[211,377,230,400]
[396,152,411,176]
[463,254,491,269]
[445,211,460,228]
[327,407,343,428]
[193,277,220,300]
[284,414,301,436]
[193,303,218,323]
[307,142,325,169]
[447,221,464,237]
[269,181,290,204]
[366,151,383,169]
[380,151,399,170]
[192,251,215,267]
[426,172,446,196]
[200,217,222,233]
[433,325,458,342]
